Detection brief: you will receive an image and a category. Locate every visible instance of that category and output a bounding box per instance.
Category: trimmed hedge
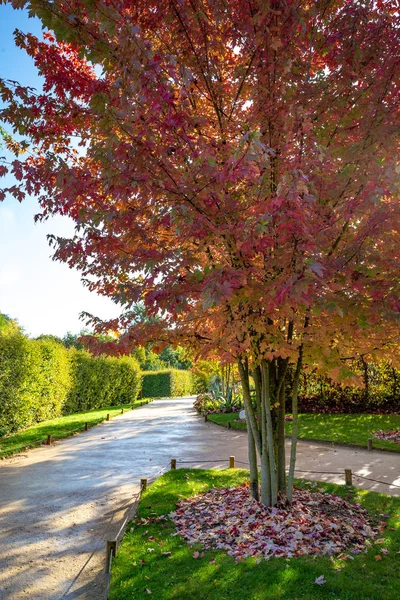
[64,351,141,413]
[141,369,194,398]
[0,334,71,435]
[0,328,141,435]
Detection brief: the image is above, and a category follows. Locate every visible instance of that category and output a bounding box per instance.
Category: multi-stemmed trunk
[238,352,303,507]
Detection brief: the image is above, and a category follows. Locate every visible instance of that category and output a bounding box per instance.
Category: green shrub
[0,331,34,434]
[193,393,221,415]
[65,351,141,413]
[30,338,72,423]
[141,369,194,398]
[0,334,71,434]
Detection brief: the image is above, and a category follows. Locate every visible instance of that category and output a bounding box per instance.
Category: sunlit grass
[0,399,149,458]
[110,469,400,600]
[208,412,400,452]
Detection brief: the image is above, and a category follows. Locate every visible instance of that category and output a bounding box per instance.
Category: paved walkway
[0,397,399,600]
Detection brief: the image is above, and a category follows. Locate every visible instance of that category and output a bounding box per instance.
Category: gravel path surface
[0,397,399,600]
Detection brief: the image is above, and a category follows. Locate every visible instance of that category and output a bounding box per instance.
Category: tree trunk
[238,359,259,501]
[261,360,278,506]
[287,346,304,504]
[276,358,288,495]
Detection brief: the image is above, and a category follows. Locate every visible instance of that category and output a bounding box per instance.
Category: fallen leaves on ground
[373,429,400,444]
[170,484,379,561]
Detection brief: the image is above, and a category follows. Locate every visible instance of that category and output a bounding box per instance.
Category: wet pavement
[0,397,399,600]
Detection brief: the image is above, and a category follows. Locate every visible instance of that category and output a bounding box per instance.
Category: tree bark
[287,346,304,504]
[261,360,278,506]
[238,359,259,500]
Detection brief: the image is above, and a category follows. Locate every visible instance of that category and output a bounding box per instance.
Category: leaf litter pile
[170,483,379,561]
[373,429,400,444]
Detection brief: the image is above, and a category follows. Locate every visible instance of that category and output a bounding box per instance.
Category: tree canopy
[1,0,400,504]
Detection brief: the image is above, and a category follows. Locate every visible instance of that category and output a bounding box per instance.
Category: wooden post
[140,478,148,491]
[345,469,353,486]
[84,422,88,431]
[46,435,52,445]
[227,420,232,429]
[170,458,177,470]
[106,540,117,572]
[204,414,208,422]
[106,414,110,421]
[229,456,235,469]
[121,408,124,414]
[367,438,373,451]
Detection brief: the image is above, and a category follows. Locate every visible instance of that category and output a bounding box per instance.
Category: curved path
[0,397,399,600]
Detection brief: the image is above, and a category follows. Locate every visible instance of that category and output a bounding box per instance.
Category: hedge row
[0,333,72,435]
[64,351,141,413]
[294,362,400,414]
[0,331,141,435]
[141,369,194,398]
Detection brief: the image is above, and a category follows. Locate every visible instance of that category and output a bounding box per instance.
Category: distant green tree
[158,346,192,370]
[35,333,63,344]
[62,331,84,350]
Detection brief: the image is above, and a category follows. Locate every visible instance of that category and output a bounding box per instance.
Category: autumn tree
[1,0,400,506]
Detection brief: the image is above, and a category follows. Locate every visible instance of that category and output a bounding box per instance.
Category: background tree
[1,0,400,505]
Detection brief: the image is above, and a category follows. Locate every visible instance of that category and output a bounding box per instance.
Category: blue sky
[0,4,121,337]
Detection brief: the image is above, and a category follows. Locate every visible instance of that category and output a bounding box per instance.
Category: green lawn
[0,399,151,458]
[110,469,400,600]
[207,413,400,452]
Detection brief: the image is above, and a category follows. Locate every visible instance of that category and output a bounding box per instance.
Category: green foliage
[0,334,71,435]
[65,351,141,413]
[133,345,192,371]
[62,331,84,350]
[193,393,221,415]
[297,361,400,413]
[30,338,72,423]
[141,369,194,398]
[158,346,193,370]
[191,359,221,393]
[0,331,34,435]
[0,318,140,435]
[0,313,22,335]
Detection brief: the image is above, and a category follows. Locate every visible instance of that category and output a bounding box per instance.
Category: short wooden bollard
[106,414,110,421]
[46,435,52,446]
[121,408,124,414]
[367,438,373,451]
[106,540,117,571]
[227,420,232,429]
[229,456,235,469]
[84,422,89,431]
[204,414,208,422]
[140,478,148,491]
[345,469,353,486]
[170,458,177,470]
